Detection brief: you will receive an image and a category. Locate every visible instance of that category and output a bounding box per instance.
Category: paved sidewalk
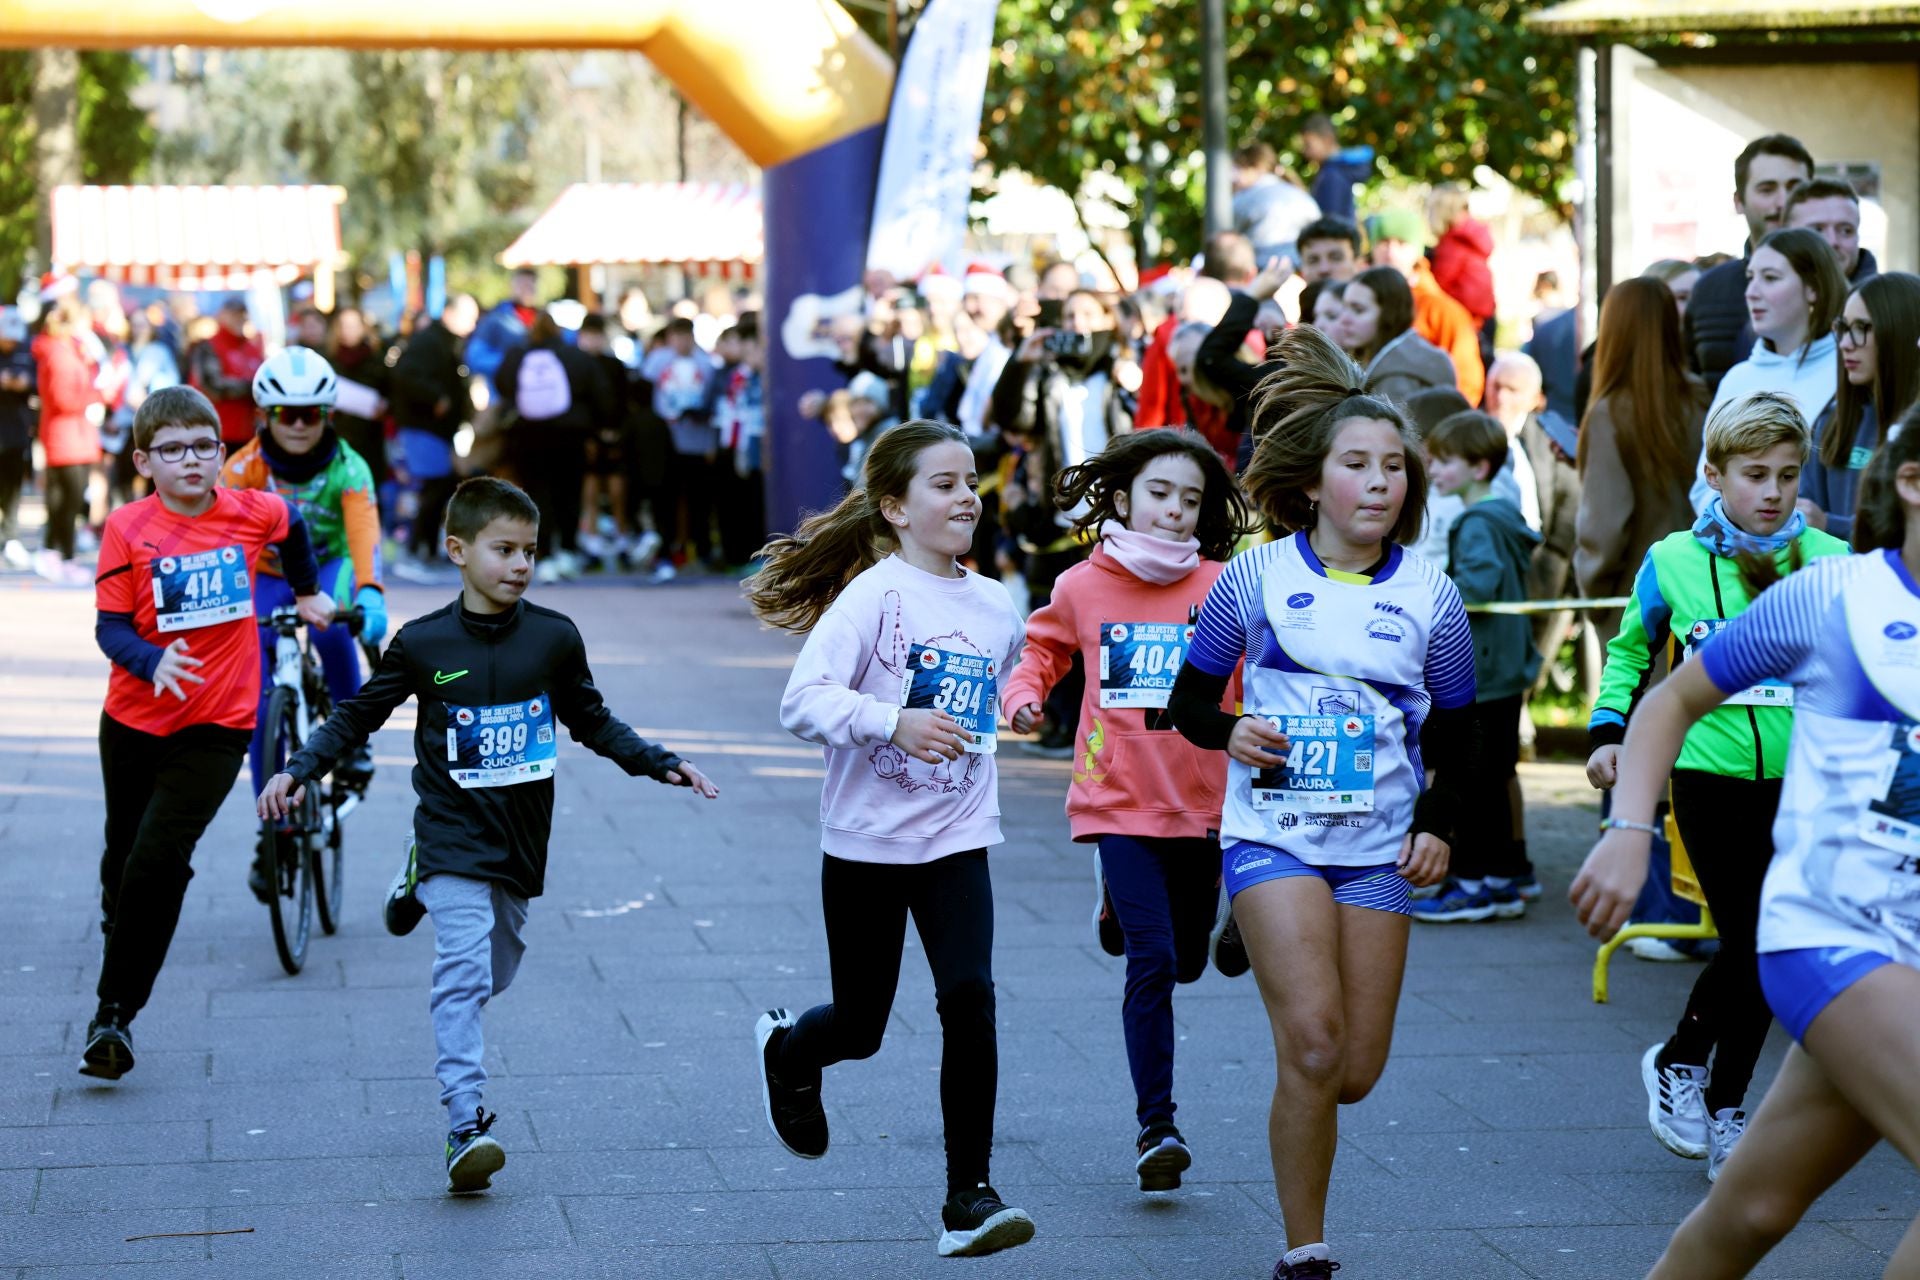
[0,576,1913,1278]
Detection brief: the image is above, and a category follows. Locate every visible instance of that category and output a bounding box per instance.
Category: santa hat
[38,272,78,305]
[961,262,1012,301]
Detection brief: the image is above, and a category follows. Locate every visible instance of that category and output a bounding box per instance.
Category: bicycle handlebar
[261,604,366,638]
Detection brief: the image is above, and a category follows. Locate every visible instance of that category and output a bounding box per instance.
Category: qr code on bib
[1355,752,1373,773]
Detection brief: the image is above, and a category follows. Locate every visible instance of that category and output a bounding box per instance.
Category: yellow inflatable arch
[0,0,896,525]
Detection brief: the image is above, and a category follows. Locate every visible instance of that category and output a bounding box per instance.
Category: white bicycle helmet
[252,345,339,408]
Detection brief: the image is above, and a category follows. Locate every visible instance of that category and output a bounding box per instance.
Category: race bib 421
[1252,713,1376,813]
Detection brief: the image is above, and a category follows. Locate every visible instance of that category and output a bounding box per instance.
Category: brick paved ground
[0,574,1913,1278]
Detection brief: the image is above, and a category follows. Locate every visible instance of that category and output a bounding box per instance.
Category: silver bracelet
[1599,817,1660,837]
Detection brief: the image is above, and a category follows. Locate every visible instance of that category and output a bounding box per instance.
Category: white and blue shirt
[1701,549,1920,964]
[1188,532,1477,866]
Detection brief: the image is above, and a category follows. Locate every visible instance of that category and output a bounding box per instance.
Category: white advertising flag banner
[865,0,999,281]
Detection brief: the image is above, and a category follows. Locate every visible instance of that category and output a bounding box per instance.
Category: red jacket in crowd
[32,332,100,467]
[192,326,265,446]
[1430,217,1497,324]
[1133,313,1258,468]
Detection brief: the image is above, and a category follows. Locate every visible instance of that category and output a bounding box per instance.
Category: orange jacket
[1411,260,1485,405]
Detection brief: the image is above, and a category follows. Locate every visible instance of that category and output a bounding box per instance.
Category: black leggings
[1661,769,1782,1115]
[1452,693,1531,880]
[778,849,997,1192]
[0,445,26,542]
[97,714,250,1018]
[43,463,88,559]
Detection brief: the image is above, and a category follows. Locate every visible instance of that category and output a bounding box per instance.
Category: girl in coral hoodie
[1001,428,1257,1192]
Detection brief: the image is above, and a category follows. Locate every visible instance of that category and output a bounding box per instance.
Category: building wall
[1613,48,1917,277]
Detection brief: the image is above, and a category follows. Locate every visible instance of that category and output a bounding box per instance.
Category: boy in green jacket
[1587,391,1848,1183]
[1415,410,1543,923]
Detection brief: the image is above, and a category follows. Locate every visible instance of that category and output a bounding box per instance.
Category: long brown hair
[1347,267,1415,365]
[1578,277,1700,491]
[1754,227,1848,365]
[1052,428,1259,561]
[1241,325,1427,543]
[1852,402,1920,551]
[1823,272,1920,471]
[746,420,971,633]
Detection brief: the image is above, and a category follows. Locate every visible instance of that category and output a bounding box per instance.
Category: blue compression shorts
[1222,841,1411,915]
[1758,946,1895,1043]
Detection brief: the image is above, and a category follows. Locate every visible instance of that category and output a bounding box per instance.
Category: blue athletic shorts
[1222,841,1411,915]
[1758,946,1895,1042]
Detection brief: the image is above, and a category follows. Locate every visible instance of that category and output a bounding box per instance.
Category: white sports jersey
[1187,533,1476,866]
[1702,549,1920,965]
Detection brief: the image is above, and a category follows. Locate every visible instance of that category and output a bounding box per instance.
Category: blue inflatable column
[761,123,886,537]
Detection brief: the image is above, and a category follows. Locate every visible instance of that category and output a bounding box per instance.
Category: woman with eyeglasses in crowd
[1799,272,1920,542]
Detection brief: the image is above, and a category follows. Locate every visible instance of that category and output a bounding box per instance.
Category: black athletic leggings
[1661,769,1782,1115]
[778,849,997,1193]
[43,463,88,559]
[96,714,250,1018]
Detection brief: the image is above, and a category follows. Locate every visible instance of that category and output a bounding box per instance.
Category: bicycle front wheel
[314,791,345,936]
[263,685,316,975]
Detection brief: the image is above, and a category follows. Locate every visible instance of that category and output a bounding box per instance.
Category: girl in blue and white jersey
[1574,410,1920,1279]
[1169,324,1480,1280]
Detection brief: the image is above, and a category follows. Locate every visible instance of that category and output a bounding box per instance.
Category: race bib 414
[151,544,252,633]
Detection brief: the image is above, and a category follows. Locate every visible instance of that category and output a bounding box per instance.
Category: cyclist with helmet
[226,345,389,901]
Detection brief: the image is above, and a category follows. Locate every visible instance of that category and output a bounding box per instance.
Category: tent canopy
[1528,0,1920,35]
[499,182,761,278]
[51,184,347,291]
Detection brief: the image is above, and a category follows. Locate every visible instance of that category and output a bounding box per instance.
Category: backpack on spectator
[515,348,572,420]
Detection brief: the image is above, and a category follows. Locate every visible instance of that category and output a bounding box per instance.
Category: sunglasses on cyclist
[146,438,222,463]
[267,405,333,428]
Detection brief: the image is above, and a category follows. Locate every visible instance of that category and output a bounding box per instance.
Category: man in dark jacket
[495,314,616,567]
[390,294,479,565]
[1786,177,1879,285]
[1684,134,1814,395]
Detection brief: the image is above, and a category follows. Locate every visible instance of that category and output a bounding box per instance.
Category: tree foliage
[0,52,150,298]
[978,0,1575,263]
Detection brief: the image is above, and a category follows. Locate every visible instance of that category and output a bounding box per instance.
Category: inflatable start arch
[0,0,895,529]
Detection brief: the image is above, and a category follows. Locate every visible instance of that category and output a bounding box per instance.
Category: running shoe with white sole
[1210,894,1251,978]
[1093,854,1123,957]
[937,1184,1035,1257]
[1135,1122,1192,1192]
[384,842,425,937]
[1707,1107,1746,1182]
[78,1006,134,1080]
[1640,1042,1710,1158]
[445,1107,505,1193]
[755,1009,828,1159]
[1408,877,1497,923]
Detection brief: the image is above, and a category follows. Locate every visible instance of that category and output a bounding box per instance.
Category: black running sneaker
[337,743,376,792]
[755,1009,828,1159]
[445,1107,505,1193]
[937,1184,1036,1257]
[1272,1254,1342,1278]
[1093,857,1124,957]
[384,843,425,937]
[78,1005,135,1080]
[1211,908,1251,978]
[1135,1121,1192,1192]
[248,832,276,905]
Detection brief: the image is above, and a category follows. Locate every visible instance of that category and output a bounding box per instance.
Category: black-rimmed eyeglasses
[1832,318,1874,348]
[148,439,222,463]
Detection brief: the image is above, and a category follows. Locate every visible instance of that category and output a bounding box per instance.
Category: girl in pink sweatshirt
[1002,428,1256,1193]
[743,420,1033,1259]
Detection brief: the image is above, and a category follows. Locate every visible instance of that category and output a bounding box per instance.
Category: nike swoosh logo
[433,669,469,685]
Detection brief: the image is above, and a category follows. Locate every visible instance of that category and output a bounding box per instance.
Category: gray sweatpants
[417,873,529,1131]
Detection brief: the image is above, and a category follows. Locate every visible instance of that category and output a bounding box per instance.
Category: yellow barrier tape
[1463,597,1630,616]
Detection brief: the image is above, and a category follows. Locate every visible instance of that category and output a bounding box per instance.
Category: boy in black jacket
[258,477,717,1193]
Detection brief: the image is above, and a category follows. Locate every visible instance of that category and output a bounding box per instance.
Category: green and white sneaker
[385,839,424,937]
[446,1107,505,1194]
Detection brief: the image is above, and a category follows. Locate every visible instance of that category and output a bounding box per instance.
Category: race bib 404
[901,642,997,754]
[1252,713,1375,812]
[446,695,559,789]
[1099,621,1191,709]
[151,544,252,633]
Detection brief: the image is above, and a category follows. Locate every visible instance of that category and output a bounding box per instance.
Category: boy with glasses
[224,346,389,900]
[82,385,333,1080]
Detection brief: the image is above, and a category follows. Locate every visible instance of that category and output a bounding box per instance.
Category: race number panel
[900,642,998,754]
[1680,616,1793,708]
[151,544,252,633]
[1098,621,1192,709]
[1252,713,1376,812]
[1865,720,1920,856]
[446,695,560,789]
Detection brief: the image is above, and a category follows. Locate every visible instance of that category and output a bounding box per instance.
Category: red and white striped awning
[499,182,761,279]
[51,184,347,291]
